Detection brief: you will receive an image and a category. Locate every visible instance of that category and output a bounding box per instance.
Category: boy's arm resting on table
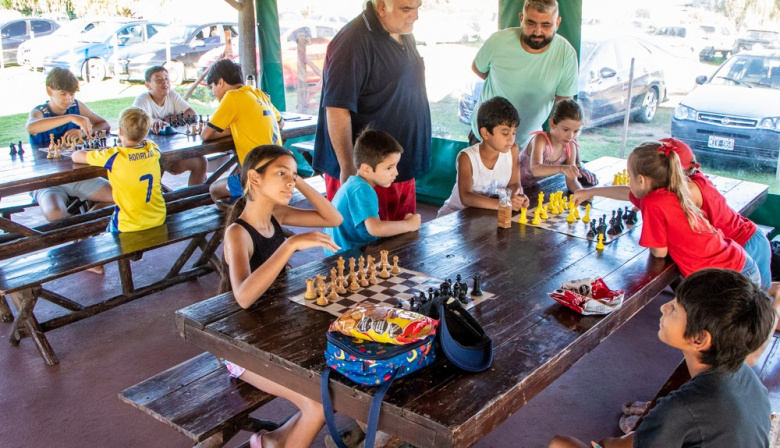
[457,151,501,211]
[200,122,231,141]
[70,150,88,164]
[364,214,421,237]
[77,101,110,133]
[273,176,343,228]
[26,108,93,137]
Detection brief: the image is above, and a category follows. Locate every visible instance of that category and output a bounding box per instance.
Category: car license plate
[708,135,735,151]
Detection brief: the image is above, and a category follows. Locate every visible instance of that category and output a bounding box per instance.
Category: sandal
[621,400,651,416]
[619,414,641,434]
[250,429,268,448]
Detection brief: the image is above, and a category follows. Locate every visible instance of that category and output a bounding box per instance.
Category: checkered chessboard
[512,197,641,244]
[288,267,495,318]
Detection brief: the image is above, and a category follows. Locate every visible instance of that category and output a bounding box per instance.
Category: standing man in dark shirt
[313,0,431,221]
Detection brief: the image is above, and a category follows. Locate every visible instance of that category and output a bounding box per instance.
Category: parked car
[17,18,105,70]
[458,35,667,128]
[196,21,339,88]
[733,29,780,54]
[0,17,59,64]
[671,50,780,168]
[42,20,167,82]
[113,22,237,85]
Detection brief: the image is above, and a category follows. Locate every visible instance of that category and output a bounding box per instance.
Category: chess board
[288,267,495,318]
[512,197,641,244]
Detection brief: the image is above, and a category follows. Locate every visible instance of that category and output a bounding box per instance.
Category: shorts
[741,254,762,288]
[743,229,771,291]
[31,178,109,204]
[227,173,243,202]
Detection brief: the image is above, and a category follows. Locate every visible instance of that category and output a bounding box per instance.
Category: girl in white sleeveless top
[438,97,529,217]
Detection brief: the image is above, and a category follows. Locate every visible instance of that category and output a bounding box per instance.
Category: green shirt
[472,30,578,148]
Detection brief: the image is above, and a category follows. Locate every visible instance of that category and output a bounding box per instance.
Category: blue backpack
[321,331,436,448]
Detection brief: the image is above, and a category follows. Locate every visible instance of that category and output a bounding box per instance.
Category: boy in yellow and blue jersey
[200,58,284,203]
[72,107,165,232]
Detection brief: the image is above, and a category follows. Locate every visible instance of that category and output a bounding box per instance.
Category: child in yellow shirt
[72,107,165,232]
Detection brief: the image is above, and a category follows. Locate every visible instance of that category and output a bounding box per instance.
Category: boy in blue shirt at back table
[548,268,775,448]
[325,129,421,256]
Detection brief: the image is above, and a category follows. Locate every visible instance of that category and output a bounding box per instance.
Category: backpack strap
[321,368,400,448]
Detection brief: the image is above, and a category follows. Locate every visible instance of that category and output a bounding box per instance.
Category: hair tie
[658,141,675,157]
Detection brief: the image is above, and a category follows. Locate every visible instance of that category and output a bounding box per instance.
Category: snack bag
[549,277,624,315]
[329,304,437,345]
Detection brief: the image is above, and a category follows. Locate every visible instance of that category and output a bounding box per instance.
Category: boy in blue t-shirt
[26,67,113,222]
[324,129,421,256]
[548,268,776,448]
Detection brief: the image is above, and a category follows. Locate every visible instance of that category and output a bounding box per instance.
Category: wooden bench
[120,352,280,448]
[0,204,225,365]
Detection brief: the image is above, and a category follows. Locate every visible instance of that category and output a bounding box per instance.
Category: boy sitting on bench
[549,268,775,448]
[72,107,165,233]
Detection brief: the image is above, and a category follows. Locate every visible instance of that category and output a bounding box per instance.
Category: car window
[588,41,618,80]
[148,24,196,43]
[712,55,780,89]
[316,26,336,38]
[196,26,222,44]
[287,26,311,42]
[118,24,145,46]
[227,25,238,38]
[615,40,650,71]
[146,24,161,39]
[2,21,27,38]
[31,20,52,34]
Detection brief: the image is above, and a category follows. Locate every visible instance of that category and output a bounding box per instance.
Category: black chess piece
[17,141,23,154]
[623,206,630,221]
[626,209,638,225]
[587,220,596,238]
[452,282,461,299]
[459,289,469,303]
[616,207,623,222]
[9,143,16,155]
[471,275,483,296]
[428,287,435,301]
[597,217,607,235]
[409,296,416,311]
[199,114,203,124]
[440,281,451,297]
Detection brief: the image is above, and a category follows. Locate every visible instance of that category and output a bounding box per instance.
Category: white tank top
[438,143,514,217]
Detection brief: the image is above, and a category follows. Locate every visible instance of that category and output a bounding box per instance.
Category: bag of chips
[328,304,437,345]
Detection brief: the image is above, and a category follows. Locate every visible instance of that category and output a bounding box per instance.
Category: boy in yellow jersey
[200,59,284,203]
[72,107,165,233]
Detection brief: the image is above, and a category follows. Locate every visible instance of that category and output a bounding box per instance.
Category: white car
[18,18,105,70]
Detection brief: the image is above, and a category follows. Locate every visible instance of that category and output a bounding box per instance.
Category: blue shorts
[740,254,762,288]
[743,229,771,290]
[227,173,243,202]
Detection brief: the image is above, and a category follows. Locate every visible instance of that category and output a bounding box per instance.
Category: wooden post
[296,33,308,113]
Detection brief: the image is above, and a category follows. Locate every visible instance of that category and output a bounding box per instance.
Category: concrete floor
[0,194,684,448]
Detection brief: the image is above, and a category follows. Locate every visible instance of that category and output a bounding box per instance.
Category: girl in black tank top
[217,145,342,448]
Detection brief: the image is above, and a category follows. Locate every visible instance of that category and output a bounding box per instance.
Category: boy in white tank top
[439,97,529,217]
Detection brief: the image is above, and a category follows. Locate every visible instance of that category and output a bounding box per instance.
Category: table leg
[118,258,135,296]
[9,288,59,365]
[205,155,238,185]
[0,295,13,322]
[165,236,205,279]
[0,216,41,237]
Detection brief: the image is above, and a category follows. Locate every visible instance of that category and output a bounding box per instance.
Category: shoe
[621,401,651,416]
[619,414,641,434]
[249,429,267,448]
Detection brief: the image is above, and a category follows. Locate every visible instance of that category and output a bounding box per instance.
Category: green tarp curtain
[256,0,285,111]
[499,0,582,60]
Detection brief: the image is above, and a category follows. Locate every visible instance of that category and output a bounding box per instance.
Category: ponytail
[217,196,248,295]
[629,142,714,233]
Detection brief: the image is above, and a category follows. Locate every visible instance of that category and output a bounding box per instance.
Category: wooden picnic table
[0,114,317,256]
[0,114,317,198]
[175,157,768,448]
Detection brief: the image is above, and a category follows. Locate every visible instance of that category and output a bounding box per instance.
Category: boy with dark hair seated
[549,268,775,448]
[200,59,284,203]
[324,128,421,255]
[26,67,113,221]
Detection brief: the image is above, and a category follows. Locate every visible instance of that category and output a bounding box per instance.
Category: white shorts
[31,178,109,203]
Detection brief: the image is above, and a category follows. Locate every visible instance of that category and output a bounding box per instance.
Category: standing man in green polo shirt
[471,0,598,185]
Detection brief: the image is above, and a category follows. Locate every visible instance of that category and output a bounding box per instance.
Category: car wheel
[165,61,185,86]
[633,88,658,123]
[81,58,106,82]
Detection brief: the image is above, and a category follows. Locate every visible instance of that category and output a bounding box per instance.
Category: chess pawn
[358,256,369,287]
[532,207,541,225]
[582,203,591,223]
[391,256,400,275]
[518,207,528,224]
[596,233,605,250]
[539,201,548,220]
[53,146,60,158]
[573,204,580,220]
[329,268,342,298]
[46,146,53,159]
[303,278,316,300]
[566,205,576,223]
[368,265,378,285]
